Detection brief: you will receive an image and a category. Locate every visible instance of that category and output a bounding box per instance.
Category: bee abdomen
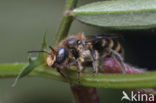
[112,40,124,57]
[93,39,124,57]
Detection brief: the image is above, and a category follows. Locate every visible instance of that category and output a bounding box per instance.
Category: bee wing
[86,33,120,43]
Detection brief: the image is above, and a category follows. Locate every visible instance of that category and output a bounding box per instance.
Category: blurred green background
[0,0,156,103]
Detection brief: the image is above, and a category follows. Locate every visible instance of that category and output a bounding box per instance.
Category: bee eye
[77,40,82,45]
[67,38,76,45]
[56,47,68,64]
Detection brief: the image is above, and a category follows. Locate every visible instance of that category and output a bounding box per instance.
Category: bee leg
[82,61,92,67]
[54,63,72,84]
[76,58,84,84]
[90,49,99,73]
[108,49,126,73]
[56,67,71,84]
[56,68,66,79]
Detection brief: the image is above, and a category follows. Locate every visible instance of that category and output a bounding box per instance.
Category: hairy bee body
[60,33,125,74]
[29,33,125,83]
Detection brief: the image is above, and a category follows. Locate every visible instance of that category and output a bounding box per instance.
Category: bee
[28,34,87,82]
[61,33,125,74]
[28,33,125,83]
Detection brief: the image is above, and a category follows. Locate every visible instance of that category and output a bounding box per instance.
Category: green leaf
[37,32,48,61]
[72,0,156,30]
[41,32,48,51]
[12,57,40,87]
[12,33,48,87]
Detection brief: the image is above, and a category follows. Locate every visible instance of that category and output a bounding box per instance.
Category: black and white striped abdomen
[92,38,124,57]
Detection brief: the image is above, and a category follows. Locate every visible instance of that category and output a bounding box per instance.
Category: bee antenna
[28,50,50,55]
[49,46,56,52]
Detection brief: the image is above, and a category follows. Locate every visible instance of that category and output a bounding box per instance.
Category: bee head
[28,46,56,67]
[46,46,56,67]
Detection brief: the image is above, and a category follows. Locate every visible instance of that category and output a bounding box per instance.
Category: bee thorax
[80,50,92,59]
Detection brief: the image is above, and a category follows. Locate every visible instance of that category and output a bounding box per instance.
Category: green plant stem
[54,0,78,44]
[1,63,156,89]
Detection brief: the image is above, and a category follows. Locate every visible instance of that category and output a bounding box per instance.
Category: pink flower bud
[102,57,156,102]
[102,57,145,74]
